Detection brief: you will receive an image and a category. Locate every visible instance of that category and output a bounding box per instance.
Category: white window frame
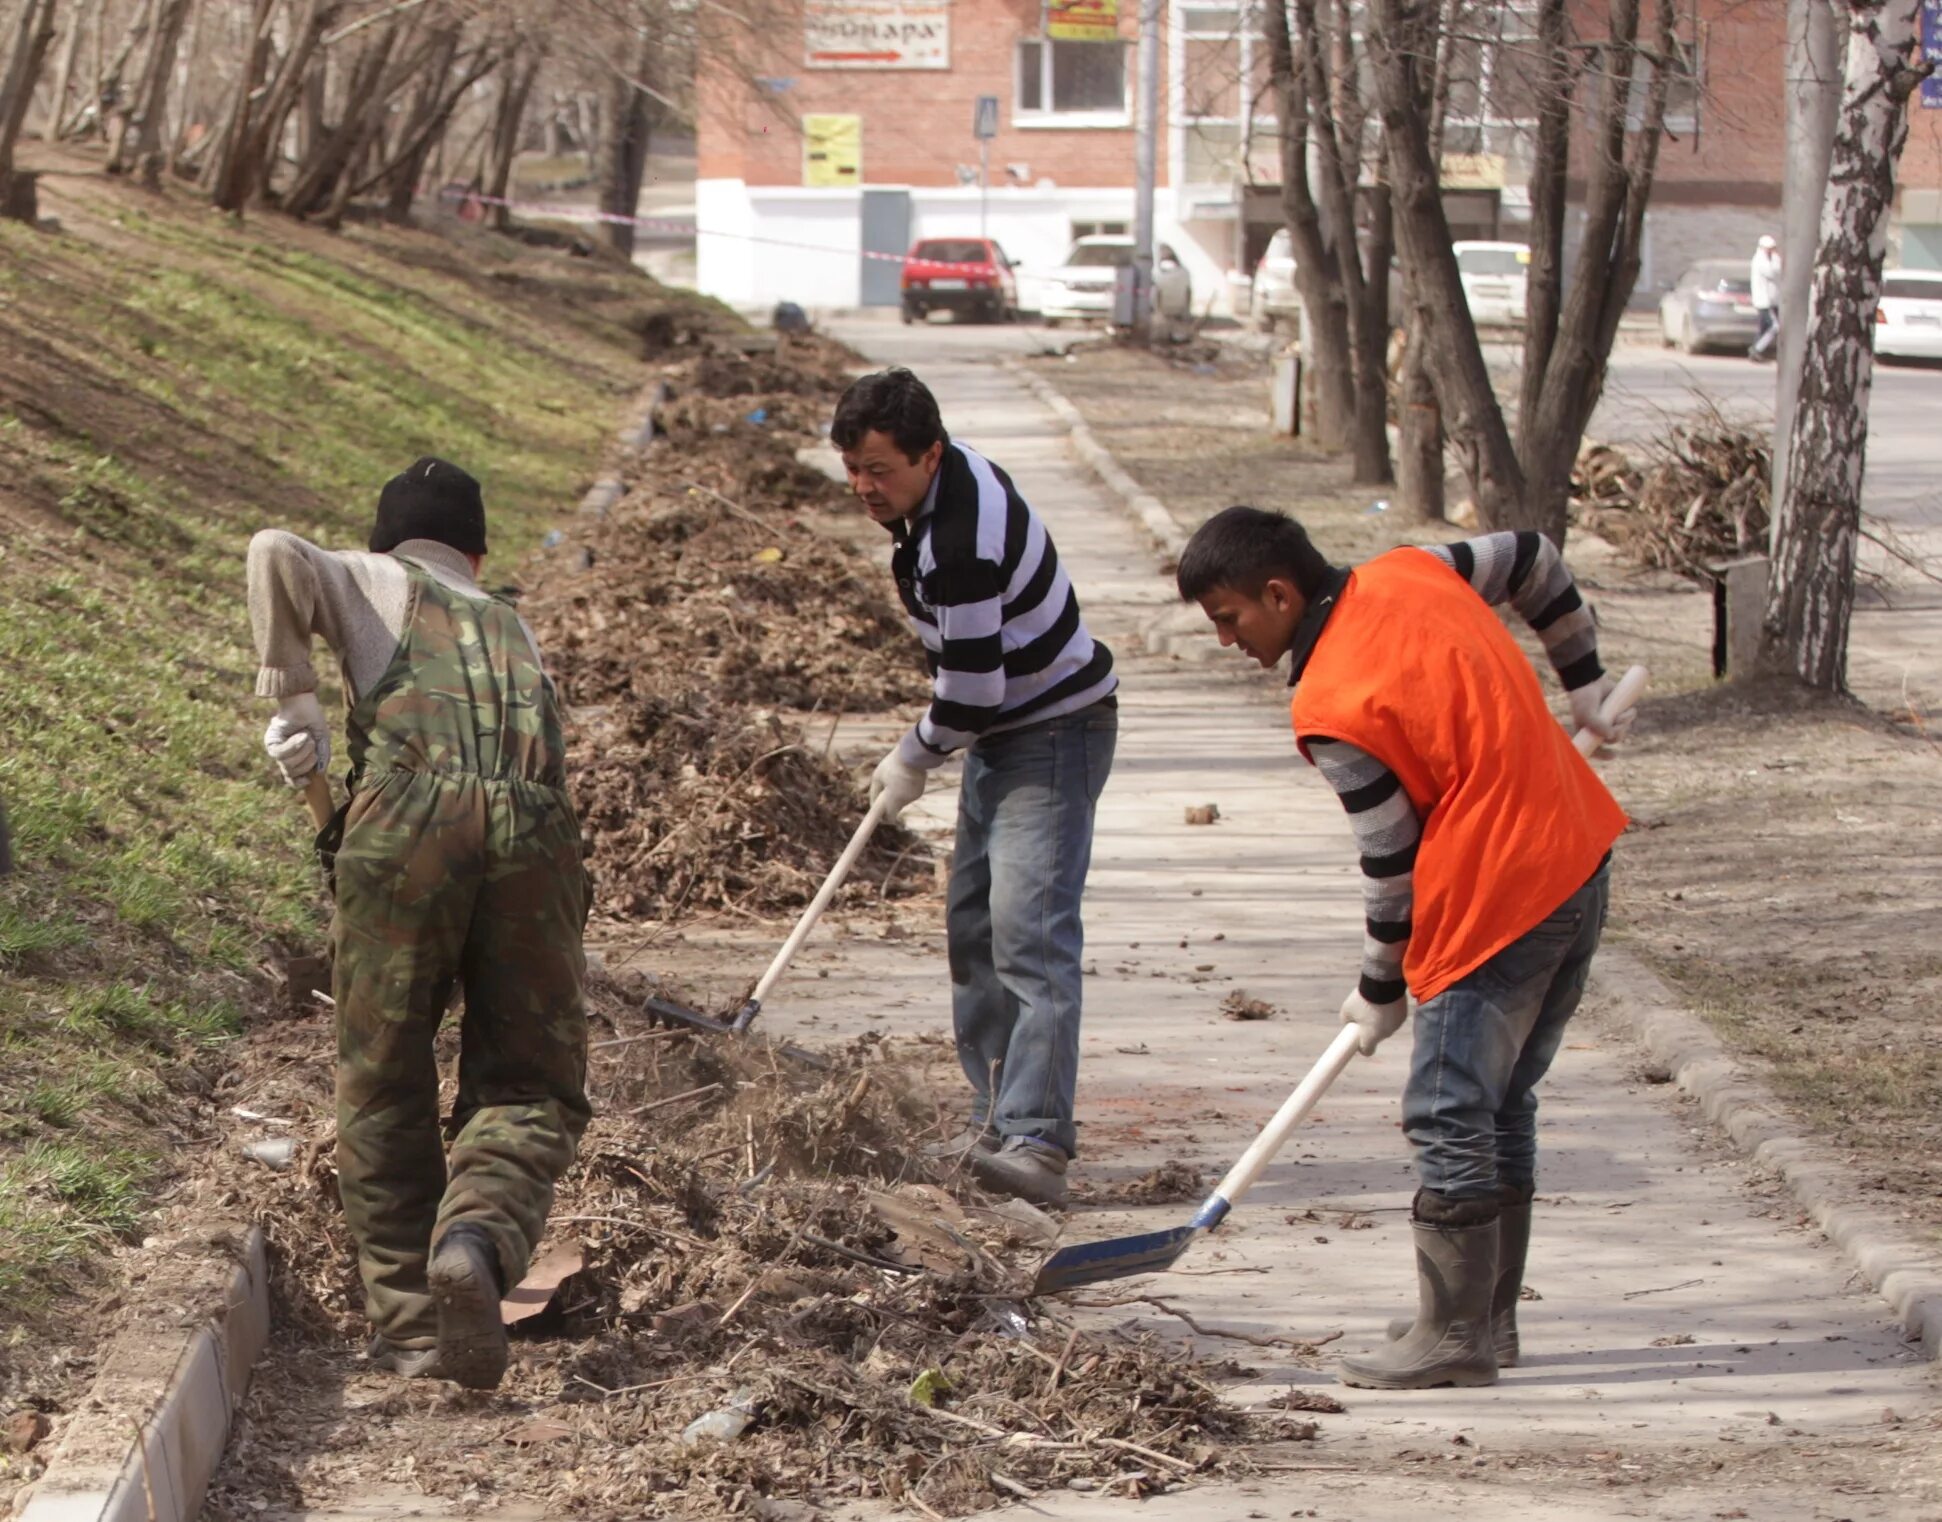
[1178,0,1269,189]
[1013,35,1134,130]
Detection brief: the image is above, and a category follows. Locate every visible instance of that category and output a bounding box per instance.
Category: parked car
[1250,229,1299,332]
[1659,259,1761,353]
[900,238,1018,324]
[1454,241,1530,326]
[1039,236,1192,326]
[1874,269,1942,362]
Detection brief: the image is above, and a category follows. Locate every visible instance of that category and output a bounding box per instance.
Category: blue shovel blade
[1029,1224,1202,1296]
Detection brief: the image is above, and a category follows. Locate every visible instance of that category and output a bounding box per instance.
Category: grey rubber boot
[1385,1199,1532,1367]
[428,1225,510,1390]
[1339,1219,1499,1389]
[365,1334,444,1379]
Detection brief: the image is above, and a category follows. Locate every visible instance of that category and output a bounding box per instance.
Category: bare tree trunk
[167,0,203,172]
[235,0,340,205]
[597,28,655,257]
[1296,0,1393,484]
[98,0,158,164]
[486,47,540,232]
[1394,0,1456,520]
[0,0,59,216]
[1369,0,1525,523]
[1264,0,1355,450]
[284,19,405,218]
[1760,0,1928,690]
[42,0,88,138]
[210,0,277,211]
[368,34,496,222]
[121,0,189,185]
[1516,0,1572,449]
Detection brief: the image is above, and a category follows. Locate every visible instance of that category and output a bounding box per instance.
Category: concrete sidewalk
[805,321,1939,1519]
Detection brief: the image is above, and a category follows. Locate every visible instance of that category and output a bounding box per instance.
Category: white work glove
[869,750,927,821]
[263,692,330,788]
[1567,673,1635,746]
[1340,988,1409,1058]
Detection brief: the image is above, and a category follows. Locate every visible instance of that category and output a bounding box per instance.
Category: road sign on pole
[974,94,998,237]
[973,95,999,139]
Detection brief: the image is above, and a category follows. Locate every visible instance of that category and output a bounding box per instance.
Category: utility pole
[1772,0,1841,503]
[1131,0,1161,342]
[974,93,998,240]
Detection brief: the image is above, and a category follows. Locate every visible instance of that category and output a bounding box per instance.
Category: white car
[1040,236,1193,326]
[1454,240,1530,327]
[1875,269,1942,361]
[1250,228,1299,332]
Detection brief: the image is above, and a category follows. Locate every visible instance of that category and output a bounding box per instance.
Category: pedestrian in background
[1750,234,1782,361]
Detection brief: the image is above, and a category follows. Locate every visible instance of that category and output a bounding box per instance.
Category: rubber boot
[1339,1219,1499,1389]
[428,1224,510,1390]
[1385,1199,1533,1367]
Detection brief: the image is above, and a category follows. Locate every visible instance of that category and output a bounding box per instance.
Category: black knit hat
[369,457,488,557]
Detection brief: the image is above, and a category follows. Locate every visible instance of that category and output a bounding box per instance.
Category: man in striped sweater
[833,368,1118,1207]
[1176,506,1630,1390]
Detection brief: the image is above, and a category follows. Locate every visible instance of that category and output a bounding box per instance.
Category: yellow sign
[803,114,862,188]
[1048,0,1118,42]
[1440,152,1506,190]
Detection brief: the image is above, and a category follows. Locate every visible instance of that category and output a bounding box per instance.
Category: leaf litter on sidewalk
[204,966,1322,1519]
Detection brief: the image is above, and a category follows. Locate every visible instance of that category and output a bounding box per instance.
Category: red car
[900,237,1018,325]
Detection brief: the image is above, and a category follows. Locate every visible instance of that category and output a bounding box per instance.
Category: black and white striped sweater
[889,442,1117,768]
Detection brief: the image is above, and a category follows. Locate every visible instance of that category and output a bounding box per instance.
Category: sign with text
[1048,0,1119,42]
[803,114,862,187]
[1923,0,1942,107]
[805,0,950,69]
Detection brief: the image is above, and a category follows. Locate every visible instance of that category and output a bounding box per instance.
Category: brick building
[692,1,1942,315]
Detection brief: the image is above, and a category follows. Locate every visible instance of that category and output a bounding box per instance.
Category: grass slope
[0,149,685,1341]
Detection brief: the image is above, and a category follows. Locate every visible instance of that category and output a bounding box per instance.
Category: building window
[1017,38,1130,119]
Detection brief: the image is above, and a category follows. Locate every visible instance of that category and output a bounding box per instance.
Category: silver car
[1659,259,1762,354]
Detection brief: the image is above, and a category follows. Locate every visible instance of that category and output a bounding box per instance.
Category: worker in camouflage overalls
[248,458,590,1389]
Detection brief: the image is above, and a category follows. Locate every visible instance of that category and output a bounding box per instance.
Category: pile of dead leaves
[209,974,1313,1520]
[519,326,932,921]
[1569,412,1770,580]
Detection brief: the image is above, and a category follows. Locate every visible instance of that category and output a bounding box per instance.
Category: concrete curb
[16,1225,270,1522]
[1014,353,1942,1366]
[1589,947,1942,1363]
[1003,359,1188,564]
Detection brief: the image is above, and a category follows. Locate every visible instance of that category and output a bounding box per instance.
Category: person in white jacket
[1749,235,1782,361]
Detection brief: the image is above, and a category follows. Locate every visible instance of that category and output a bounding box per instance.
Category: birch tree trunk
[43,0,88,138]
[1760,0,1928,690]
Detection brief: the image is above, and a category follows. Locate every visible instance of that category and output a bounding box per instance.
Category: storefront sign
[1048,0,1119,42]
[805,0,950,69]
[1922,0,1942,107]
[1440,152,1506,190]
[803,114,863,187]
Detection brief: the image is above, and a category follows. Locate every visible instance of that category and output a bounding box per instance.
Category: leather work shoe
[428,1225,510,1390]
[921,1124,1001,1163]
[966,1136,1069,1208]
[365,1334,443,1379]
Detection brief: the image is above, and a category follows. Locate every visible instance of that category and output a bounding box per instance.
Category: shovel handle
[303,772,335,832]
[1573,664,1648,758]
[1201,1024,1362,1223]
[747,795,890,1008]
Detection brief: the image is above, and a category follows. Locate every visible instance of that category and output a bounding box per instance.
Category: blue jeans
[948,701,1118,1158]
[1403,862,1610,1200]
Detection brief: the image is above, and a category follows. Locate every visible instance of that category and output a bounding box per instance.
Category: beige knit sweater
[246,533,544,705]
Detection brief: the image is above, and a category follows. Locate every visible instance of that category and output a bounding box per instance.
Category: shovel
[1031,666,1652,1297]
[645,796,891,1037]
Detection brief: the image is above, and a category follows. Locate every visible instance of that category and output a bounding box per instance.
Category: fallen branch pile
[209,974,1319,1519]
[520,320,932,921]
[1569,412,1770,580]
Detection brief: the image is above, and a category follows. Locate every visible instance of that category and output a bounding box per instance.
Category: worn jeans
[1403,862,1610,1201]
[948,701,1118,1158]
[1751,306,1779,358]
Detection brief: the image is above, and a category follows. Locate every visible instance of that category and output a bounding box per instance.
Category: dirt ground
[1026,342,1942,1251]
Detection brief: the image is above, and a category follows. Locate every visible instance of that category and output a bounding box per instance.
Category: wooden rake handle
[302,772,335,832]
[1573,664,1649,758]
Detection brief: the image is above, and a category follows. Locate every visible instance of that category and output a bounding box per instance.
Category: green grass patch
[0,159,721,1321]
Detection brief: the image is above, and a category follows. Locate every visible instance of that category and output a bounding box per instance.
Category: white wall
[697,178,1242,315]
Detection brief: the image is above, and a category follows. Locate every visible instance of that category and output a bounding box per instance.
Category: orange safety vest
[1291,548,1626,1001]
